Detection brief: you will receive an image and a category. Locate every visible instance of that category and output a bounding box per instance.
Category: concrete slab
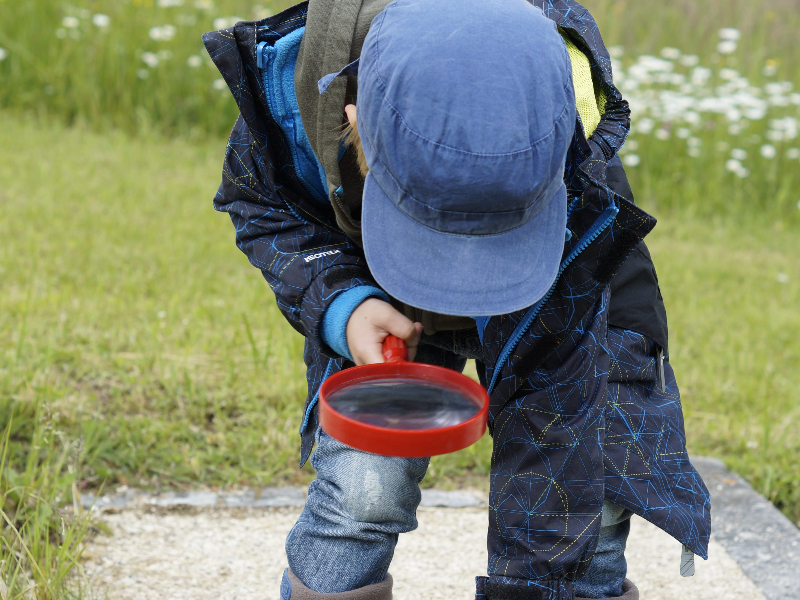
[693,457,800,600]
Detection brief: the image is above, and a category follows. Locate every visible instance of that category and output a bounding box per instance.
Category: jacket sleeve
[214,115,380,357]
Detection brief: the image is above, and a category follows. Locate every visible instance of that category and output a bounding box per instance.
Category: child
[203,0,711,598]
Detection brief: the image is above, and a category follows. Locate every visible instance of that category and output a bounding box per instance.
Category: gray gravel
[83,506,763,600]
[80,458,800,599]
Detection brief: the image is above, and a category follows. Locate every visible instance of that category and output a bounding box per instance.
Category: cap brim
[361,174,567,317]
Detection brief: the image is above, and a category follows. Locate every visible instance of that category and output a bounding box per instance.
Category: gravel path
[83,506,764,600]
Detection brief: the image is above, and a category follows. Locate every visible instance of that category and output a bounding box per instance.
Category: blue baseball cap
[357,0,575,317]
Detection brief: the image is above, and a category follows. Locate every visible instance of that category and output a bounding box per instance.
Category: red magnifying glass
[319,335,489,457]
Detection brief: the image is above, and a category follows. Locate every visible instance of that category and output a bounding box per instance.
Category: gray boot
[281,568,393,600]
[576,579,638,600]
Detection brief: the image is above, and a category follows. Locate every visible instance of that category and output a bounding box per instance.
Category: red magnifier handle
[382,335,408,363]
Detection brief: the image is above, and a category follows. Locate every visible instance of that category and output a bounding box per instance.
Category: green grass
[1,112,798,511]
[0,0,296,138]
[0,405,94,600]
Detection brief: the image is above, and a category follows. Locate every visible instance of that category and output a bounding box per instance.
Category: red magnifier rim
[319,361,489,458]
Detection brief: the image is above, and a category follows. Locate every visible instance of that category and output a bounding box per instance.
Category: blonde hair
[341,120,369,177]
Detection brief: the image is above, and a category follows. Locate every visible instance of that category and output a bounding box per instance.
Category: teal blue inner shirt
[257,29,387,360]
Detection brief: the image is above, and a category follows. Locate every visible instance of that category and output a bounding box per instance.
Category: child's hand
[346,298,423,365]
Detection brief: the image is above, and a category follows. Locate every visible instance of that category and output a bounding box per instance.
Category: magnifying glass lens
[327,377,482,430]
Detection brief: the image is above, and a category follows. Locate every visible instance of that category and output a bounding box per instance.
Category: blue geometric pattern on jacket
[604,328,710,556]
[201,0,711,589]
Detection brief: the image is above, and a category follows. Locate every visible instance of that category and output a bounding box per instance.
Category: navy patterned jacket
[204,1,710,594]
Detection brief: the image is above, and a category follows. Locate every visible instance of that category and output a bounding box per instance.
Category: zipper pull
[680,544,695,577]
[657,348,666,393]
[256,41,269,69]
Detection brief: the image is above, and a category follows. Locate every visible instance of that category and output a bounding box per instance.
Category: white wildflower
[157,0,185,6]
[213,78,227,90]
[655,128,670,140]
[622,154,640,167]
[638,55,673,73]
[636,118,655,135]
[719,68,738,80]
[0,48,6,61]
[746,440,759,449]
[149,25,177,41]
[743,107,767,121]
[187,55,202,68]
[660,47,681,60]
[786,148,800,160]
[56,28,67,38]
[790,93,800,106]
[727,123,742,135]
[691,67,712,85]
[194,0,214,9]
[669,73,686,86]
[684,111,701,126]
[776,273,789,284]
[608,46,624,59]
[687,137,702,148]
[716,141,729,152]
[760,144,777,159]
[725,109,741,122]
[92,13,110,27]
[158,49,173,60]
[137,68,150,79]
[79,8,91,19]
[725,158,742,172]
[765,82,784,96]
[213,16,242,29]
[717,40,737,55]
[766,130,783,142]
[62,16,80,28]
[731,148,748,160]
[718,28,741,41]
[679,54,699,67]
[625,139,639,152]
[141,52,159,68]
[762,62,779,77]
[676,127,690,139]
[736,167,750,178]
[769,95,790,107]
[157,311,167,319]
[687,147,701,157]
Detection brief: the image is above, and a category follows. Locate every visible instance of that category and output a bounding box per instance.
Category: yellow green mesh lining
[559,30,607,137]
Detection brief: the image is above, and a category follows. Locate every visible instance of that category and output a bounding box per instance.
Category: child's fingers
[346,299,423,365]
[357,340,386,366]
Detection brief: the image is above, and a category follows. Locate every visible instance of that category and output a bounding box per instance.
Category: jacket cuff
[321,286,390,360]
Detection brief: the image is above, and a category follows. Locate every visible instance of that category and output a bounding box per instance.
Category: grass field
[1,0,799,595]
[2,112,798,499]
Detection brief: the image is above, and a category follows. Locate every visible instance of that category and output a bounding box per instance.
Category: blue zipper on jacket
[486,202,620,397]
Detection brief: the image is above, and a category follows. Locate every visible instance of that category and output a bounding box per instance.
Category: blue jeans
[285,429,631,598]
